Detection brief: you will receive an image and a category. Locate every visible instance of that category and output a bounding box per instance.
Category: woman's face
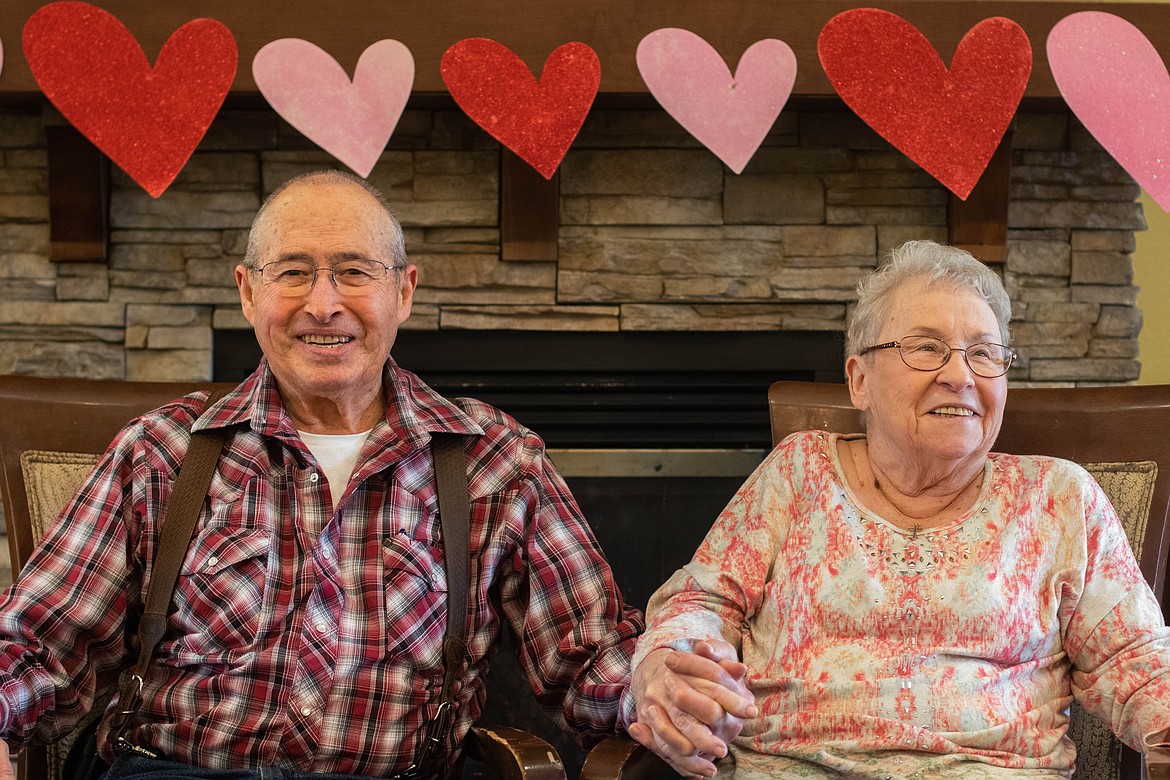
[846,277,1008,473]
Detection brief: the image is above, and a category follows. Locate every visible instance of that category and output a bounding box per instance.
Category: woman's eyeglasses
[859,335,1016,378]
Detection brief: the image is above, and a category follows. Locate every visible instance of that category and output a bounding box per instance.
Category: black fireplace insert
[215,329,845,450]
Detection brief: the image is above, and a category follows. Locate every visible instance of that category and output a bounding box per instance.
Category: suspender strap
[407,432,471,779]
[111,388,232,739]
[434,432,470,654]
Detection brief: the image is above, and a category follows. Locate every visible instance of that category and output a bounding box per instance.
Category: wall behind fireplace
[0,104,1145,389]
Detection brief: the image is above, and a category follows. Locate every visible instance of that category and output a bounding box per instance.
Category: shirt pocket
[381,534,448,660]
[170,527,272,663]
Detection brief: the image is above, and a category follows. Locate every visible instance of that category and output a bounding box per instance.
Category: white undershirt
[298,429,374,510]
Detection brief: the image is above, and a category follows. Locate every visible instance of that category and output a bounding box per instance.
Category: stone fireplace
[0,104,1143,387]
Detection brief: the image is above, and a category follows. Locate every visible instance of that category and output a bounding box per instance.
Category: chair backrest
[0,375,230,573]
[0,374,229,780]
[767,380,1170,780]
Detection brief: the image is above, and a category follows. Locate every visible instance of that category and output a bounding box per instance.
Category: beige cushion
[18,450,102,780]
[19,451,100,548]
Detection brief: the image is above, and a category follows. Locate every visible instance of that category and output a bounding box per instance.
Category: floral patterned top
[634,431,1170,779]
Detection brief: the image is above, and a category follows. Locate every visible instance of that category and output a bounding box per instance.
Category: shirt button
[301,707,313,717]
[309,473,319,483]
[315,623,329,634]
[206,556,219,568]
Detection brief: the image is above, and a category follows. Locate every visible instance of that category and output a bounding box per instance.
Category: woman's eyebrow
[906,326,999,342]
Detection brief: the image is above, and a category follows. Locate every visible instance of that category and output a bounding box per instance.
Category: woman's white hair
[242,169,408,270]
[846,240,1012,358]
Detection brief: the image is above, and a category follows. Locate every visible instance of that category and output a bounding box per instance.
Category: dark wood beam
[0,2,1165,99]
[948,127,1013,264]
[500,150,559,262]
[45,121,109,262]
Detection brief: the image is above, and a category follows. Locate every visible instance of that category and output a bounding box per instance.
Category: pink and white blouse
[634,431,1170,778]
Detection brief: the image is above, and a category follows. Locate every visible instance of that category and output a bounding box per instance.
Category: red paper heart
[441,38,599,179]
[818,9,1031,200]
[23,1,238,198]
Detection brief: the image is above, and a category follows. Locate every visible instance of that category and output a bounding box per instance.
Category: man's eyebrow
[272,250,373,263]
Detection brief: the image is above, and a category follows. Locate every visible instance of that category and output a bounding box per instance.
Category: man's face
[235,180,417,426]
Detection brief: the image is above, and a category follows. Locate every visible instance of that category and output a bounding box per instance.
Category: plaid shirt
[0,359,642,775]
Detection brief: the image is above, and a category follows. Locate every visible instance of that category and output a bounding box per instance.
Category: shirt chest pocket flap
[173,527,272,645]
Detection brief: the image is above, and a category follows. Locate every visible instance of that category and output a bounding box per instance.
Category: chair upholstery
[582,381,1170,780]
[0,373,565,780]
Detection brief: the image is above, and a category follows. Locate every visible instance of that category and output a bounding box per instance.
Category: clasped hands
[630,640,757,779]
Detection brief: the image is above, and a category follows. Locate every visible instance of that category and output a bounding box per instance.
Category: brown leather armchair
[0,374,565,780]
[583,380,1170,780]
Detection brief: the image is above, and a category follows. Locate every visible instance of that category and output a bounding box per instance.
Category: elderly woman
[630,240,1170,779]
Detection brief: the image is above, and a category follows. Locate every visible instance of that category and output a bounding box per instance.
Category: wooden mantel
[0,1,1165,99]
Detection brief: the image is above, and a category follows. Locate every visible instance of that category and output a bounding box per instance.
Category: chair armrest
[465,725,566,780]
[1146,745,1170,780]
[580,735,664,780]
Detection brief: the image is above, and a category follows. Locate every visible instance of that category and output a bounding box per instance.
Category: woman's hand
[0,738,14,780]
[629,640,757,778]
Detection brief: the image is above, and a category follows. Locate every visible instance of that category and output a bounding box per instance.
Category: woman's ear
[845,354,871,412]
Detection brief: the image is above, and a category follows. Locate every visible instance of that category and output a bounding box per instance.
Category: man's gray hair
[242,169,408,269]
[845,240,1012,358]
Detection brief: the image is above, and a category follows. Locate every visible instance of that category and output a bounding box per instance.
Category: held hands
[630,640,757,779]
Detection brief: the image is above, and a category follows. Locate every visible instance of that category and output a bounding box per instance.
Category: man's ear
[845,354,871,413]
[395,264,419,325]
[235,265,256,325]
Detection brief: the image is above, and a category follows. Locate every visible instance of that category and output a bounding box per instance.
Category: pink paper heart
[253,38,414,178]
[1048,12,1170,211]
[637,29,795,174]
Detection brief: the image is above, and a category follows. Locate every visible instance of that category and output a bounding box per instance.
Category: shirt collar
[192,357,484,450]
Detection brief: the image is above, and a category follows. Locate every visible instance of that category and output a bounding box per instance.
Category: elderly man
[0,170,749,780]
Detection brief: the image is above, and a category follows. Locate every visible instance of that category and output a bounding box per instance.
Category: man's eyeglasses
[859,335,1017,378]
[250,259,406,297]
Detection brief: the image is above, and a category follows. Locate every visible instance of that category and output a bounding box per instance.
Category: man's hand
[630,640,756,779]
[0,738,15,780]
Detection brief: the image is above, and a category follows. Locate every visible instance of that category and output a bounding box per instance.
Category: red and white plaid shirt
[0,359,642,775]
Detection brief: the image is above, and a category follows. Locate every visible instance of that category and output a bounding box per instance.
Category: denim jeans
[104,754,446,780]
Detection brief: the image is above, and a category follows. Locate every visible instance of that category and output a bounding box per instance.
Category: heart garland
[818,9,1032,200]
[1048,12,1170,212]
[254,39,414,178]
[441,38,599,179]
[637,28,796,174]
[16,7,1164,209]
[23,1,237,198]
